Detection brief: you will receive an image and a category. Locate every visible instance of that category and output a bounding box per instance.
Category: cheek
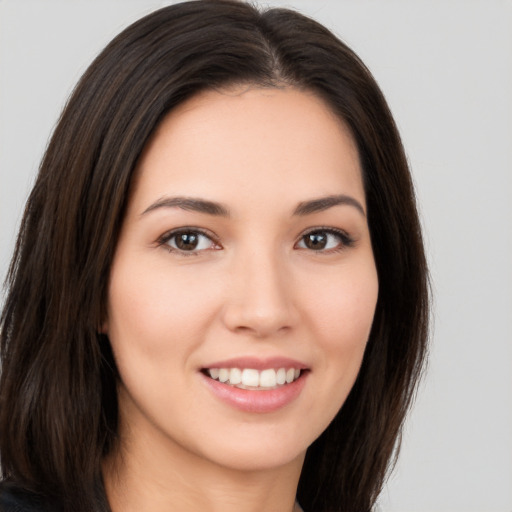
[290,260,378,442]
[106,256,221,361]
[306,262,379,349]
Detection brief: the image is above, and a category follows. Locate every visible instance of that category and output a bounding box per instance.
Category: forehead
[131,86,365,214]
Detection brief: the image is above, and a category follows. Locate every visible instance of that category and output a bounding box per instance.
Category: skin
[102,86,379,512]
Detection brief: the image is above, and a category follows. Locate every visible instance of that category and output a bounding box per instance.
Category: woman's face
[105,86,378,472]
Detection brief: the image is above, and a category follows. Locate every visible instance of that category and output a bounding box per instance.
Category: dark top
[0,481,111,512]
[0,483,49,512]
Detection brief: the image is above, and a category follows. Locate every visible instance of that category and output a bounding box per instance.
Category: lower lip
[201,372,308,413]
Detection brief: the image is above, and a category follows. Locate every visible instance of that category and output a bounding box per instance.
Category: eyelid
[156,227,221,254]
[295,226,355,252]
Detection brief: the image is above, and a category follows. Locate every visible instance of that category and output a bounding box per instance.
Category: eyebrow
[293,194,366,217]
[141,196,230,217]
[141,193,365,218]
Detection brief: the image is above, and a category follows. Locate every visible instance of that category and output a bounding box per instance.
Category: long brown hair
[0,1,429,511]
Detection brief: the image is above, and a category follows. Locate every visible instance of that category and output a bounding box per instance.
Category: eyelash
[156,226,355,256]
[157,228,220,257]
[297,227,355,253]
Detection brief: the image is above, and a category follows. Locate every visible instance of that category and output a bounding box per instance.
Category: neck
[103,416,304,512]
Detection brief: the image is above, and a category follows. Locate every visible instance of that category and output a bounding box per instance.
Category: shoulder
[0,482,52,512]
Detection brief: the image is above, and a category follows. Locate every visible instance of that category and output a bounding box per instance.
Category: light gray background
[1,1,511,511]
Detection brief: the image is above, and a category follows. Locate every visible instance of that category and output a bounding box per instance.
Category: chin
[185,421,315,474]
[206,443,307,474]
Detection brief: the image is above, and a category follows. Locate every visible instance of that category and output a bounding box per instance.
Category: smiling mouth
[202,367,303,390]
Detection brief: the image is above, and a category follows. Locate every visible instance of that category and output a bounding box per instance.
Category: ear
[98,302,109,334]
[99,321,109,334]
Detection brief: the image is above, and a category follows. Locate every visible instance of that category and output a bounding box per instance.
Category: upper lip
[202,356,309,371]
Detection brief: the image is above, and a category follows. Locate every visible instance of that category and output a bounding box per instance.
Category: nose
[221,249,298,338]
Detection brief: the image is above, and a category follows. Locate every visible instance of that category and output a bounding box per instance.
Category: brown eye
[164,230,217,253]
[175,232,199,250]
[297,229,353,252]
[303,232,328,250]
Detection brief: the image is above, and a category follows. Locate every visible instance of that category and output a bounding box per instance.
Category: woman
[0,1,429,511]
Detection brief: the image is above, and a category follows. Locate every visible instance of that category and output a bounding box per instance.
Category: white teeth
[241,369,259,387]
[229,368,242,385]
[206,367,303,389]
[259,369,277,387]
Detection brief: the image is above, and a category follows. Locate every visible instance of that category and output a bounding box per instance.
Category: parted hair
[0,1,429,511]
